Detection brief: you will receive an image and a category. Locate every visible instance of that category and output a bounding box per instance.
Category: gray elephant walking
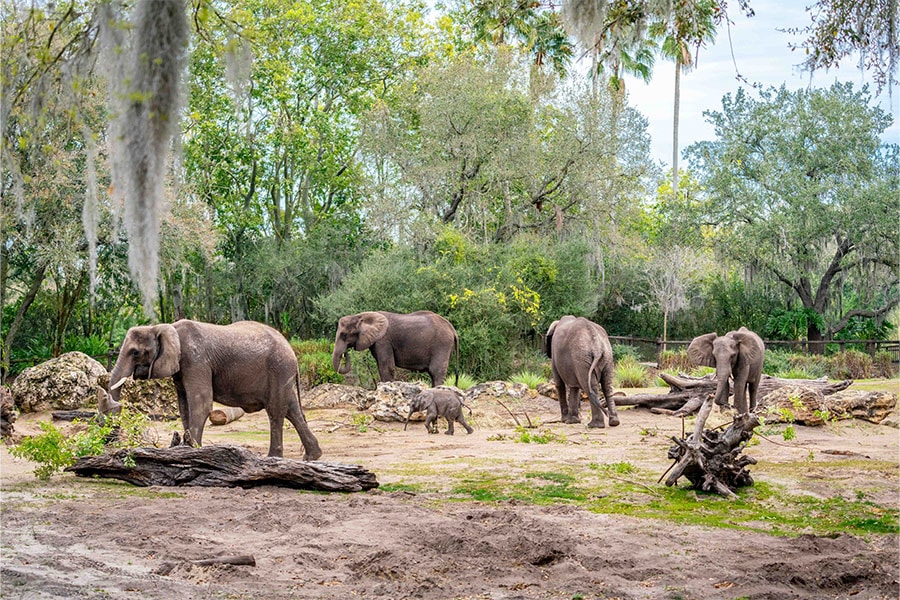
[404,388,473,435]
[332,311,459,386]
[545,316,620,428]
[687,327,765,415]
[104,319,322,460]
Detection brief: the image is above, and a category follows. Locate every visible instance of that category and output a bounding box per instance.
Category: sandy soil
[2,388,898,600]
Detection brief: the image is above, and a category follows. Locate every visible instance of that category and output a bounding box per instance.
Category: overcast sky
[621,0,900,168]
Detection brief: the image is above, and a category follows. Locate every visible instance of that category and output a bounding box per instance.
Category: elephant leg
[425,412,437,433]
[556,382,568,420]
[585,387,606,429]
[267,411,286,457]
[445,416,454,435]
[599,370,619,427]
[181,375,213,448]
[732,373,750,415]
[287,402,323,461]
[747,380,759,413]
[458,413,474,435]
[175,382,190,434]
[565,386,581,424]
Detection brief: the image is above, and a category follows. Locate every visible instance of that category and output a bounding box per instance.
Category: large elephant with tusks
[332,311,459,386]
[104,319,322,460]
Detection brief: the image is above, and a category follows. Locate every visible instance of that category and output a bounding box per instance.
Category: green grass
[382,459,897,537]
[508,370,546,389]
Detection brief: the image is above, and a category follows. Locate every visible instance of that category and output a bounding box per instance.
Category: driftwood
[208,406,245,426]
[66,444,378,492]
[52,410,101,421]
[618,373,853,416]
[662,412,760,498]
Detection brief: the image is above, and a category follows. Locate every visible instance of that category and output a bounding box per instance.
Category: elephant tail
[453,331,460,387]
[588,351,603,400]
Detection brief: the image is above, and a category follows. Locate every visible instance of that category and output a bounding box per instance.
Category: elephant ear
[149,324,181,378]
[356,312,389,350]
[730,328,763,365]
[544,319,561,358]
[687,332,718,368]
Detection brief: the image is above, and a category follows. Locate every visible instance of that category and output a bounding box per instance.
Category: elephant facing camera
[404,388,473,435]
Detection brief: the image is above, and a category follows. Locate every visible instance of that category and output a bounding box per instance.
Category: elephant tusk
[109,376,131,391]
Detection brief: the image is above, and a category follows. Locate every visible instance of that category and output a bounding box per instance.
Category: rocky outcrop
[369,382,428,422]
[10,352,108,413]
[302,384,374,411]
[113,378,179,420]
[758,386,829,426]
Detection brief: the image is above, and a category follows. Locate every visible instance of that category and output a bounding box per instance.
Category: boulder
[758,385,828,426]
[114,378,180,420]
[465,381,534,403]
[827,389,897,424]
[10,352,107,413]
[302,384,375,411]
[369,381,427,422]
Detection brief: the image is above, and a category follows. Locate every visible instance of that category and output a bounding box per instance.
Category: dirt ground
[2,386,899,600]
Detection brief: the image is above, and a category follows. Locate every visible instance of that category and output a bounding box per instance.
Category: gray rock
[10,352,108,413]
[370,382,427,422]
[302,383,375,410]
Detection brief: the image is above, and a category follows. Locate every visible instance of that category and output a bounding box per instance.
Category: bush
[10,407,150,479]
[774,368,815,380]
[509,370,545,389]
[657,349,692,372]
[873,351,897,378]
[828,350,873,379]
[763,349,793,376]
[291,339,343,388]
[612,343,641,363]
[614,357,649,388]
[787,354,829,378]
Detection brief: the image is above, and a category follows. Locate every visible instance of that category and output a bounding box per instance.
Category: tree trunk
[617,373,853,415]
[672,59,681,200]
[66,444,379,492]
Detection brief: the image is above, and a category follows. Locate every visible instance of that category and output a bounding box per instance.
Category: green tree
[686,83,898,348]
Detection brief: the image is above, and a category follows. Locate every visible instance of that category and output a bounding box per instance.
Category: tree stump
[66,445,378,492]
[662,411,760,498]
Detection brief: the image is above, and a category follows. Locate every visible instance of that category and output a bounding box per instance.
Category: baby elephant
[404,388,473,435]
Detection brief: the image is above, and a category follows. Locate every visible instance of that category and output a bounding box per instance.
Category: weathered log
[617,373,854,417]
[662,411,760,498]
[52,410,101,421]
[66,444,379,492]
[208,406,245,426]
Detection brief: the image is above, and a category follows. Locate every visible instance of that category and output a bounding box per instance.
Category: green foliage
[351,413,373,433]
[508,370,546,389]
[10,408,150,479]
[873,351,897,378]
[774,368,815,380]
[291,338,343,387]
[611,343,641,362]
[453,372,478,391]
[828,350,874,379]
[513,426,566,444]
[657,349,692,372]
[614,356,649,388]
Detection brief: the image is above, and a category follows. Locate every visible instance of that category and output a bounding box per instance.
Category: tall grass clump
[614,356,649,388]
[657,349,692,372]
[873,351,897,378]
[509,370,546,389]
[828,350,873,379]
[291,338,342,387]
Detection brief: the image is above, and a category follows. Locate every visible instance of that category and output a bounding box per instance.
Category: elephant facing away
[545,316,620,428]
[332,311,458,387]
[404,388,473,435]
[104,319,322,460]
[687,327,765,415]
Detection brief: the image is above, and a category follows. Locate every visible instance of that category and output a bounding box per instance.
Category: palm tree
[650,0,718,198]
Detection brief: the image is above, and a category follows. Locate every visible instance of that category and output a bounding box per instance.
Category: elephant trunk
[403,408,414,431]
[713,364,732,406]
[104,360,131,414]
[332,350,351,375]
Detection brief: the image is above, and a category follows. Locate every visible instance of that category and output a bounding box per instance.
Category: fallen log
[66,444,378,492]
[208,406,245,426]
[662,411,760,498]
[617,373,854,416]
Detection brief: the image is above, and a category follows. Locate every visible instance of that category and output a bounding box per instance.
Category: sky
[620,0,900,168]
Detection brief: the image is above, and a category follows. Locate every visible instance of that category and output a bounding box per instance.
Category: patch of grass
[378,482,430,494]
[614,357,649,388]
[513,426,566,444]
[508,370,545,389]
[452,372,478,390]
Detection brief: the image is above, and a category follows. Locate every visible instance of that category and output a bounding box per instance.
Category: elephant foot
[587,419,606,429]
[305,448,323,461]
[444,431,453,435]
[607,416,620,427]
[563,416,581,424]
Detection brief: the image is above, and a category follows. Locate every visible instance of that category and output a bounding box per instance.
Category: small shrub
[10,407,150,479]
[763,349,793,376]
[64,334,110,358]
[828,350,873,379]
[509,370,545,389]
[612,343,641,363]
[657,349,692,372]
[787,354,829,378]
[873,351,897,378]
[614,357,649,388]
[774,368,814,380]
[292,338,342,387]
[514,426,566,444]
[452,372,478,390]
